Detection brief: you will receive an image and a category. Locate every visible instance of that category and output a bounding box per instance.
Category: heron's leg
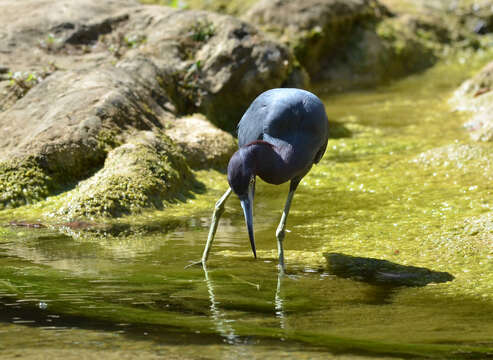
[185,187,232,269]
[201,187,233,264]
[276,180,300,274]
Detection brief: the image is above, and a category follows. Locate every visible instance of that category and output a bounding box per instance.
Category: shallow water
[1,53,493,359]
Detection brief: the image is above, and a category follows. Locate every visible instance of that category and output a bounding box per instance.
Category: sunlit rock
[166,115,237,169]
[451,61,493,141]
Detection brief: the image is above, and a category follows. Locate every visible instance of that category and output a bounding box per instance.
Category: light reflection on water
[2,58,493,359]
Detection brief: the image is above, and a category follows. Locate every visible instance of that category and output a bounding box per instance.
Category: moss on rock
[374,16,438,76]
[0,157,52,209]
[59,131,195,218]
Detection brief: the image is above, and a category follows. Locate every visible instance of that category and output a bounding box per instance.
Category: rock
[1,1,301,128]
[0,0,139,69]
[58,131,194,218]
[0,57,175,209]
[322,14,440,89]
[0,0,140,110]
[242,0,455,89]
[120,6,302,130]
[455,0,493,35]
[450,61,493,141]
[0,0,302,214]
[166,115,237,169]
[381,0,493,35]
[454,61,493,100]
[244,0,386,77]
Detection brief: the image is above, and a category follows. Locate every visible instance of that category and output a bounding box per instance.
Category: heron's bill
[240,183,256,258]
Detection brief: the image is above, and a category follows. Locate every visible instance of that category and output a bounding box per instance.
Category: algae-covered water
[1,53,493,359]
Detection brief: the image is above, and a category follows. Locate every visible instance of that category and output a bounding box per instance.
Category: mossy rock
[373,15,439,77]
[0,157,52,209]
[58,131,196,218]
[243,0,386,77]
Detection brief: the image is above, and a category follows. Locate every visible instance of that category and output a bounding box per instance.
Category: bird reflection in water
[202,265,287,345]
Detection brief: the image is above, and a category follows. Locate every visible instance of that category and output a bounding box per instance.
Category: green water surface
[1,52,493,359]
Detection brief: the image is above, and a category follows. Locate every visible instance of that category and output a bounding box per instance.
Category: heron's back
[238,88,329,164]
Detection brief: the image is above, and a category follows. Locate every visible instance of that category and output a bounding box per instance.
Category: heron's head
[227,146,257,258]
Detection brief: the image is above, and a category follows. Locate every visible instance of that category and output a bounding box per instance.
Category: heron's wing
[237,99,265,147]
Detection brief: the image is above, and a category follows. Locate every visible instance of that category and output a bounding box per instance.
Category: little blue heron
[196,88,329,272]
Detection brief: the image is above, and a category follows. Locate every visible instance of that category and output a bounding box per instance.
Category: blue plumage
[197,88,330,273]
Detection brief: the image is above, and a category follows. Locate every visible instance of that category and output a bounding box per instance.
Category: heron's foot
[184,260,205,269]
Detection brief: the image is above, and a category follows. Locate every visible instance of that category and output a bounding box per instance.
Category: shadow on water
[324,252,455,304]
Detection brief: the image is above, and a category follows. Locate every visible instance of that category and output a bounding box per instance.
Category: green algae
[0,157,52,210]
[0,129,122,211]
[57,132,197,219]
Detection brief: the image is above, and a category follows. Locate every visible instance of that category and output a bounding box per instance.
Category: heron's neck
[247,141,293,185]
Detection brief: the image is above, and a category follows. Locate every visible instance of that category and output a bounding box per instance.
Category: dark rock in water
[324,252,454,287]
